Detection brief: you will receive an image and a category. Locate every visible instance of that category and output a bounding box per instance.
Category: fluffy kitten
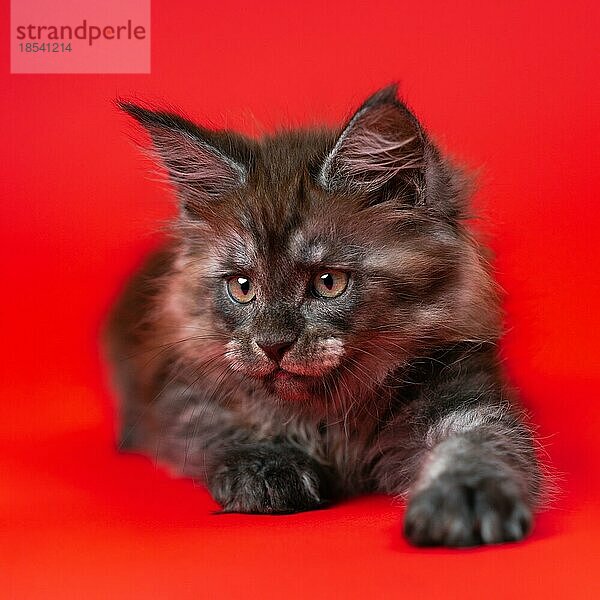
[105,85,542,547]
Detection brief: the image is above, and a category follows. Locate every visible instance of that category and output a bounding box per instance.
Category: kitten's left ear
[318,85,465,216]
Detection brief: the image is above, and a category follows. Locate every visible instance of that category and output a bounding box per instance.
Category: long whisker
[118,347,226,451]
[181,361,237,474]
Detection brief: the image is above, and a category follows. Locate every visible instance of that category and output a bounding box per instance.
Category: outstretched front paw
[209,443,330,514]
[404,473,532,547]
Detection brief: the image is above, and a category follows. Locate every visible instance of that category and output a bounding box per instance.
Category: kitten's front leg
[208,442,332,514]
[158,390,333,514]
[403,408,538,547]
[374,350,541,547]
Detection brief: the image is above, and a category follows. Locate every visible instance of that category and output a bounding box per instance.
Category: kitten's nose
[257,339,295,362]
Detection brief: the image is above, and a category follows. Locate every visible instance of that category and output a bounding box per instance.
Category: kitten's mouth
[254,363,338,403]
[270,367,303,382]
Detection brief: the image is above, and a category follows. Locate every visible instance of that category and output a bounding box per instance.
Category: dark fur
[104,85,542,546]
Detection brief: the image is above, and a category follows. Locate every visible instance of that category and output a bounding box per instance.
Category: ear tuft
[318,85,426,201]
[117,100,247,214]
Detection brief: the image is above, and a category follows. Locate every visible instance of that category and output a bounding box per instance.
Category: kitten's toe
[475,477,532,544]
[209,444,330,514]
[403,478,478,547]
[403,474,532,547]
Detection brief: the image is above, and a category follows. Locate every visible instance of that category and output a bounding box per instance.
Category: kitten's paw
[209,443,330,514]
[403,473,532,547]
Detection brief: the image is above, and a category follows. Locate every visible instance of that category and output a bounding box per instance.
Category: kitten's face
[190,181,464,406]
[215,225,355,403]
[122,86,497,411]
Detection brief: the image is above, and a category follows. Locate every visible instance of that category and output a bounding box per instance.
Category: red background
[2,1,599,598]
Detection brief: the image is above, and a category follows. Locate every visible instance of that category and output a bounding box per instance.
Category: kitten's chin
[265,369,315,402]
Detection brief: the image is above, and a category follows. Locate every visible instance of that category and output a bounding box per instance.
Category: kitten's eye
[226,276,256,304]
[312,270,349,299]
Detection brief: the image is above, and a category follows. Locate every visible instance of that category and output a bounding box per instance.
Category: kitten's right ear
[117,101,248,215]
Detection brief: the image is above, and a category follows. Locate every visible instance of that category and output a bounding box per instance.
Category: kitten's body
[105,87,542,546]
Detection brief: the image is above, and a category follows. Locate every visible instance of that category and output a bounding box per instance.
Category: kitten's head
[120,86,499,411]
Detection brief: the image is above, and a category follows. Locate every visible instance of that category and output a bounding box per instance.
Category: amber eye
[226,276,256,304]
[312,270,349,299]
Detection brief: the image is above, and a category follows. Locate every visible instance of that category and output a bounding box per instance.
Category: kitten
[105,85,542,547]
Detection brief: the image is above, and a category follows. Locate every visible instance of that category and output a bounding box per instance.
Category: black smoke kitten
[105,85,542,547]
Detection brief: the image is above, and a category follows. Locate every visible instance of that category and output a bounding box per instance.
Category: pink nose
[257,340,295,362]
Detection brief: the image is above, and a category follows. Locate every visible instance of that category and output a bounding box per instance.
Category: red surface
[2,1,600,598]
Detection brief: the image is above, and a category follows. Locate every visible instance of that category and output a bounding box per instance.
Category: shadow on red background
[1,1,599,598]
